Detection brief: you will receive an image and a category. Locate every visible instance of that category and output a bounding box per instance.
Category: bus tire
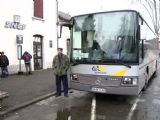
[143,67,149,91]
[154,71,157,77]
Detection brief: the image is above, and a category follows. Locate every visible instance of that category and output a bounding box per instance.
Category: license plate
[91,87,106,93]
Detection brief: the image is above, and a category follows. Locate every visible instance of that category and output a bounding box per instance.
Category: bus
[68,10,159,95]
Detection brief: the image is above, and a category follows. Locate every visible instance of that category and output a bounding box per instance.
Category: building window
[33,0,43,19]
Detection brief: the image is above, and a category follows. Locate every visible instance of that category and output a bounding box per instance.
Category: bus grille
[78,74,122,87]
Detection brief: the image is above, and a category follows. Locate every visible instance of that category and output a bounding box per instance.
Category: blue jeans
[1,66,8,77]
[56,75,68,96]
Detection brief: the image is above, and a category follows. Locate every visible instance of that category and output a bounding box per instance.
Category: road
[3,71,160,120]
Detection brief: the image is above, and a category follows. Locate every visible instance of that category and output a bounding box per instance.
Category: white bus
[67,10,159,95]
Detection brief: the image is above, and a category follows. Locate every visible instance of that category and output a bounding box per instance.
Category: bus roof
[72,9,139,18]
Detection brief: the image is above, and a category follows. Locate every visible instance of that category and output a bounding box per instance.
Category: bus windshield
[72,11,138,64]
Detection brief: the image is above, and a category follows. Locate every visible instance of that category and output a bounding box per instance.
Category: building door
[33,35,43,70]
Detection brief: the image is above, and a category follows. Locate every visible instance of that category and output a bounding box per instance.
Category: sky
[58,0,136,16]
[58,0,154,30]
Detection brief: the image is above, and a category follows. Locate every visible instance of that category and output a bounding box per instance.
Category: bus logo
[92,66,99,71]
[92,66,106,74]
[95,79,102,85]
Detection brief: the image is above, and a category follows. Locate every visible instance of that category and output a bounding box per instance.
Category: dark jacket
[22,52,32,64]
[52,54,69,76]
[0,55,9,67]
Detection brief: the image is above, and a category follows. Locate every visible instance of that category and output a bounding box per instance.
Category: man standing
[52,48,70,97]
[0,52,9,78]
[22,51,32,75]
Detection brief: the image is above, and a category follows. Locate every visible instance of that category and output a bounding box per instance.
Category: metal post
[18,59,22,74]
[56,0,59,48]
[17,45,23,75]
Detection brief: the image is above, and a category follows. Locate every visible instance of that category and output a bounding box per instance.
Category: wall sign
[16,35,23,44]
[14,15,20,23]
[4,15,26,30]
[5,21,26,30]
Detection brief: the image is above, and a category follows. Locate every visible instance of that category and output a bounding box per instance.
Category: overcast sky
[58,0,136,16]
[58,0,155,29]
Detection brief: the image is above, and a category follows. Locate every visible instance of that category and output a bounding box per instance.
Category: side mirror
[141,19,143,25]
[141,39,144,59]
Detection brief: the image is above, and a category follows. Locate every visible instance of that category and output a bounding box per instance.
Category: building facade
[0,0,57,73]
[58,11,71,56]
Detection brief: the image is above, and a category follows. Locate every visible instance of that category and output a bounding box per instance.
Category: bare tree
[136,0,160,35]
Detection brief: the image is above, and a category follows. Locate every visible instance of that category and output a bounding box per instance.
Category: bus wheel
[154,70,157,77]
[142,69,148,91]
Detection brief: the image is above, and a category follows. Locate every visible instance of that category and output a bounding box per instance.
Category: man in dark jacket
[52,48,70,97]
[0,52,9,78]
[22,51,32,75]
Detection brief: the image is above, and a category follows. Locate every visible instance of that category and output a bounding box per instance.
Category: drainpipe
[56,0,59,49]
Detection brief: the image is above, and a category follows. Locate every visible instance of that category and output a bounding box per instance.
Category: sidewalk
[0,69,55,112]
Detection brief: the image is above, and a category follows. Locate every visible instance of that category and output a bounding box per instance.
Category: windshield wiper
[114,59,131,68]
[71,61,80,66]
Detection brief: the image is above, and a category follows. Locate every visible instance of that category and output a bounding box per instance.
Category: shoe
[55,94,61,97]
[64,95,68,97]
[26,73,29,75]
[1,75,5,78]
[29,72,32,75]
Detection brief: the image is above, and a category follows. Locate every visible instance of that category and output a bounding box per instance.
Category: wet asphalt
[0,69,55,110]
[2,70,160,120]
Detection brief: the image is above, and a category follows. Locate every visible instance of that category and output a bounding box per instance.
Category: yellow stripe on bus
[113,68,128,76]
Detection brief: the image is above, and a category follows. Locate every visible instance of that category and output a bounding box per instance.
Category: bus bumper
[71,82,139,95]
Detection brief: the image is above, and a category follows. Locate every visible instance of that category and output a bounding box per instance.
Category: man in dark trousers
[52,48,70,97]
[22,51,32,75]
[0,52,9,78]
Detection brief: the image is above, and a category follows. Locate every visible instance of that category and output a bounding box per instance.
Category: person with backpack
[0,51,9,78]
[22,51,32,75]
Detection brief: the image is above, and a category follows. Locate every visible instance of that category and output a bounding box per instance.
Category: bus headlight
[71,74,78,80]
[121,78,138,85]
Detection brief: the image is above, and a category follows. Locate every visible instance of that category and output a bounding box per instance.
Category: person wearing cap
[52,48,70,97]
[0,52,9,78]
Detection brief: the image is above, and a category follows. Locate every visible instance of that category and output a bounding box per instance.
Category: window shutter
[34,0,43,19]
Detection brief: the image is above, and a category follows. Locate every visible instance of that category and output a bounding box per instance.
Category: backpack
[24,55,30,61]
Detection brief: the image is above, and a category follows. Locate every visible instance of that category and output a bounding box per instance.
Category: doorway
[33,35,43,70]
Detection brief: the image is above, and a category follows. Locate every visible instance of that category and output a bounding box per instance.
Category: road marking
[126,93,142,120]
[91,95,96,120]
[68,115,71,120]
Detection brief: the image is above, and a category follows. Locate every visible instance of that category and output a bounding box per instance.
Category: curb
[0,92,56,117]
